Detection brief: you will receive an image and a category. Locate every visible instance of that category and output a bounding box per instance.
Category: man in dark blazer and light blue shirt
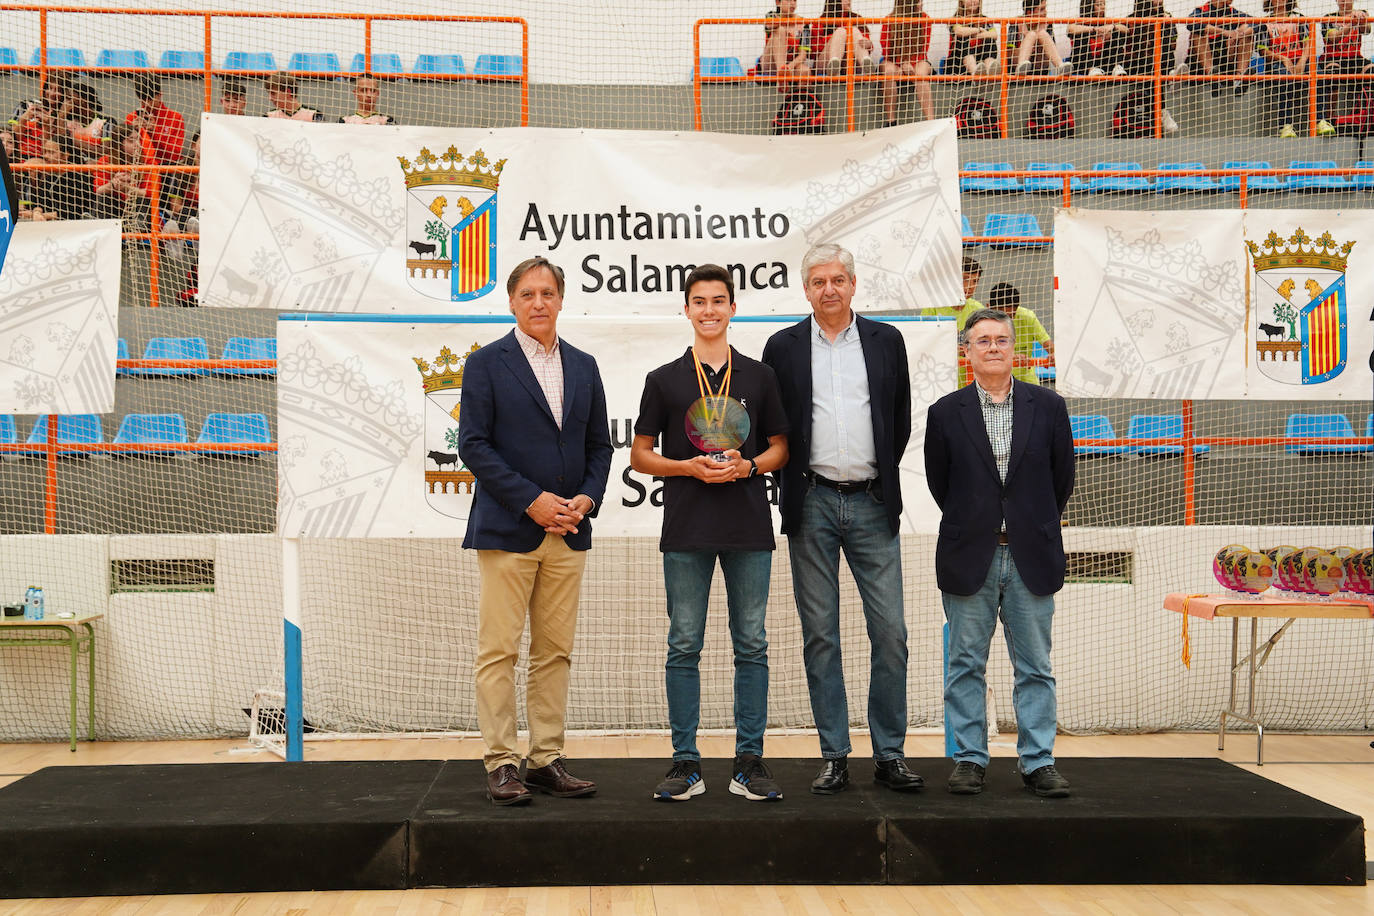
[459,256,613,806]
[924,307,1075,798]
[762,243,924,795]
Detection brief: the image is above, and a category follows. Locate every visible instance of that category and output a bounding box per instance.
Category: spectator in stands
[1259,0,1318,137]
[1122,0,1175,75]
[925,306,1076,799]
[921,254,984,317]
[1013,0,1072,75]
[950,0,1002,75]
[987,282,1055,386]
[126,75,186,166]
[219,77,249,116]
[1318,0,1371,130]
[457,257,612,807]
[631,264,790,804]
[339,75,395,125]
[263,73,325,121]
[92,123,150,227]
[12,72,74,160]
[1185,0,1255,96]
[1068,0,1129,76]
[761,0,813,83]
[816,0,879,74]
[24,135,93,221]
[159,179,198,268]
[880,0,936,125]
[63,83,108,159]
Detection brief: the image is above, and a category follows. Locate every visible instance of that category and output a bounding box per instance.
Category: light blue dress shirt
[808,313,877,482]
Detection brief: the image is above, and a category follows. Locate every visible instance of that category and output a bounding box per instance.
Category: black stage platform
[0,757,1363,897]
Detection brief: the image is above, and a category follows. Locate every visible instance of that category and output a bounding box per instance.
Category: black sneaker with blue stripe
[729,753,782,801]
[654,758,705,801]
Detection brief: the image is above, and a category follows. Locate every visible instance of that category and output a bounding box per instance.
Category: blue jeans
[942,545,1057,771]
[663,550,771,761]
[787,484,908,761]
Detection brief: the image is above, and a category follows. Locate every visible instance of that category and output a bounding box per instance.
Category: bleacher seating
[158,50,205,71]
[1024,162,1085,193]
[473,54,523,76]
[112,413,189,457]
[223,51,277,71]
[95,50,150,69]
[1154,162,1218,193]
[127,338,210,378]
[961,215,974,246]
[982,213,1047,249]
[1287,160,1351,191]
[413,53,465,75]
[0,48,18,68]
[116,338,131,377]
[1125,414,1210,457]
[1088,162,1151,193]
[287,52,341,74]
[961,162,1021,193]
[0,415,16,448]
[1070,415,1128,457]
[699,56,745,78]
[1283,413,1370,456]
[25,415,104,457]
[1218,161,1287,192]
[1032,340,1055,383]
[196,413,272,457]
[29,48,84,67]
[216,338,277,378]
[350,53,405,75]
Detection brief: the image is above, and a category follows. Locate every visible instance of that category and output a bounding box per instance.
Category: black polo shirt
[634,346,789,553]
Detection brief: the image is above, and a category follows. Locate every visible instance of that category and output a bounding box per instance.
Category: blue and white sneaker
[654,759,706,801]
[729,753,782,801]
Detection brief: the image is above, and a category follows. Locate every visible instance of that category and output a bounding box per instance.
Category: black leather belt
[807,472,875,495]
[997,533,1010,545]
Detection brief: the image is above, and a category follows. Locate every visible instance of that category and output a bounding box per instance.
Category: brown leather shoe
[522,757,597,798]
[485,763,532,806]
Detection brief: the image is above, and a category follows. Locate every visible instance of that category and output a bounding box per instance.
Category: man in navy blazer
[459,256,612,806]
[924,307,1075,798]
[762,243,923,795]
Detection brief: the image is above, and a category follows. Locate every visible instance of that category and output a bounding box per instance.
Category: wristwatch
[748,458,759,478]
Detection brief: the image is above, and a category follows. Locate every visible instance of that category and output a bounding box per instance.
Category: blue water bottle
[24,586,43,621]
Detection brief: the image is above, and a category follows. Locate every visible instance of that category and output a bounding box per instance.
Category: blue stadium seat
[1218,161,1288,192]
[1070,415,1128,457]
[413,53,465,75]
[196,412,271,457]
[1023,162,1085,193]
[1032,340,1055,383]
[1283,413,1369,455]
[113,413,189,457]
[698,56,745,78]
[349,52,404,74]
[1353,161,1374,191]
[1288,160,1351,190]
[473,54,523,76]
[29,48,85,68]
[961,214,974,247]
[288,52,341,74]
[982,213,1048,249]
[159,50,205,71]
[217,337,277,378]
[95,50,150,69]
[1154,162,1218,193]
[1126,414,1210,457]
[961,162,1021,193]
[223,51,277,71]
[0,48,21,68]
[1088,162,1152,193]
[127,337,209,378]
[0,415,16,446]
[25,415,104,457]
[116,338,131,377]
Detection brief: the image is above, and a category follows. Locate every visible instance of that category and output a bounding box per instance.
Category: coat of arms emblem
[398,146,504,302]
[414,343,480,520]
[1247,228,1352,386]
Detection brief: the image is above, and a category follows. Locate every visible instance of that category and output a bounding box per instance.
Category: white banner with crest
[276,314,953,539]
[1054,209,1373,400]
[0,220,121,414]
[200,116,962,316]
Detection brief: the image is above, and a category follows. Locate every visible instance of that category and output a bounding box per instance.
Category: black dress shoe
[522,757,597,798]
[947,760,986,795]
[1022,764,1071,798]
[486,763,532,806]
[811,757,850,795]
[873,757,924,791]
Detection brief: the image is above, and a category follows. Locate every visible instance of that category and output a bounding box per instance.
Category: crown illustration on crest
[413,344,481,393]
[397,146,506,191]
[1246,228,1354,273]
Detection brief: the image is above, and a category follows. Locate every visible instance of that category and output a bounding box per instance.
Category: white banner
[0,220,121,414]
[1054,209,1373,400]
[277,314,953,539]
[200,117,963,316]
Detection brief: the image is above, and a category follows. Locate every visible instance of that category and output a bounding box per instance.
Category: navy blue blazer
[762,314,911,538]
[923,380,1076,597]
[458,330,613,552]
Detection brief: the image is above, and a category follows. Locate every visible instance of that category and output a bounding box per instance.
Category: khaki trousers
[475,533,587,772]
